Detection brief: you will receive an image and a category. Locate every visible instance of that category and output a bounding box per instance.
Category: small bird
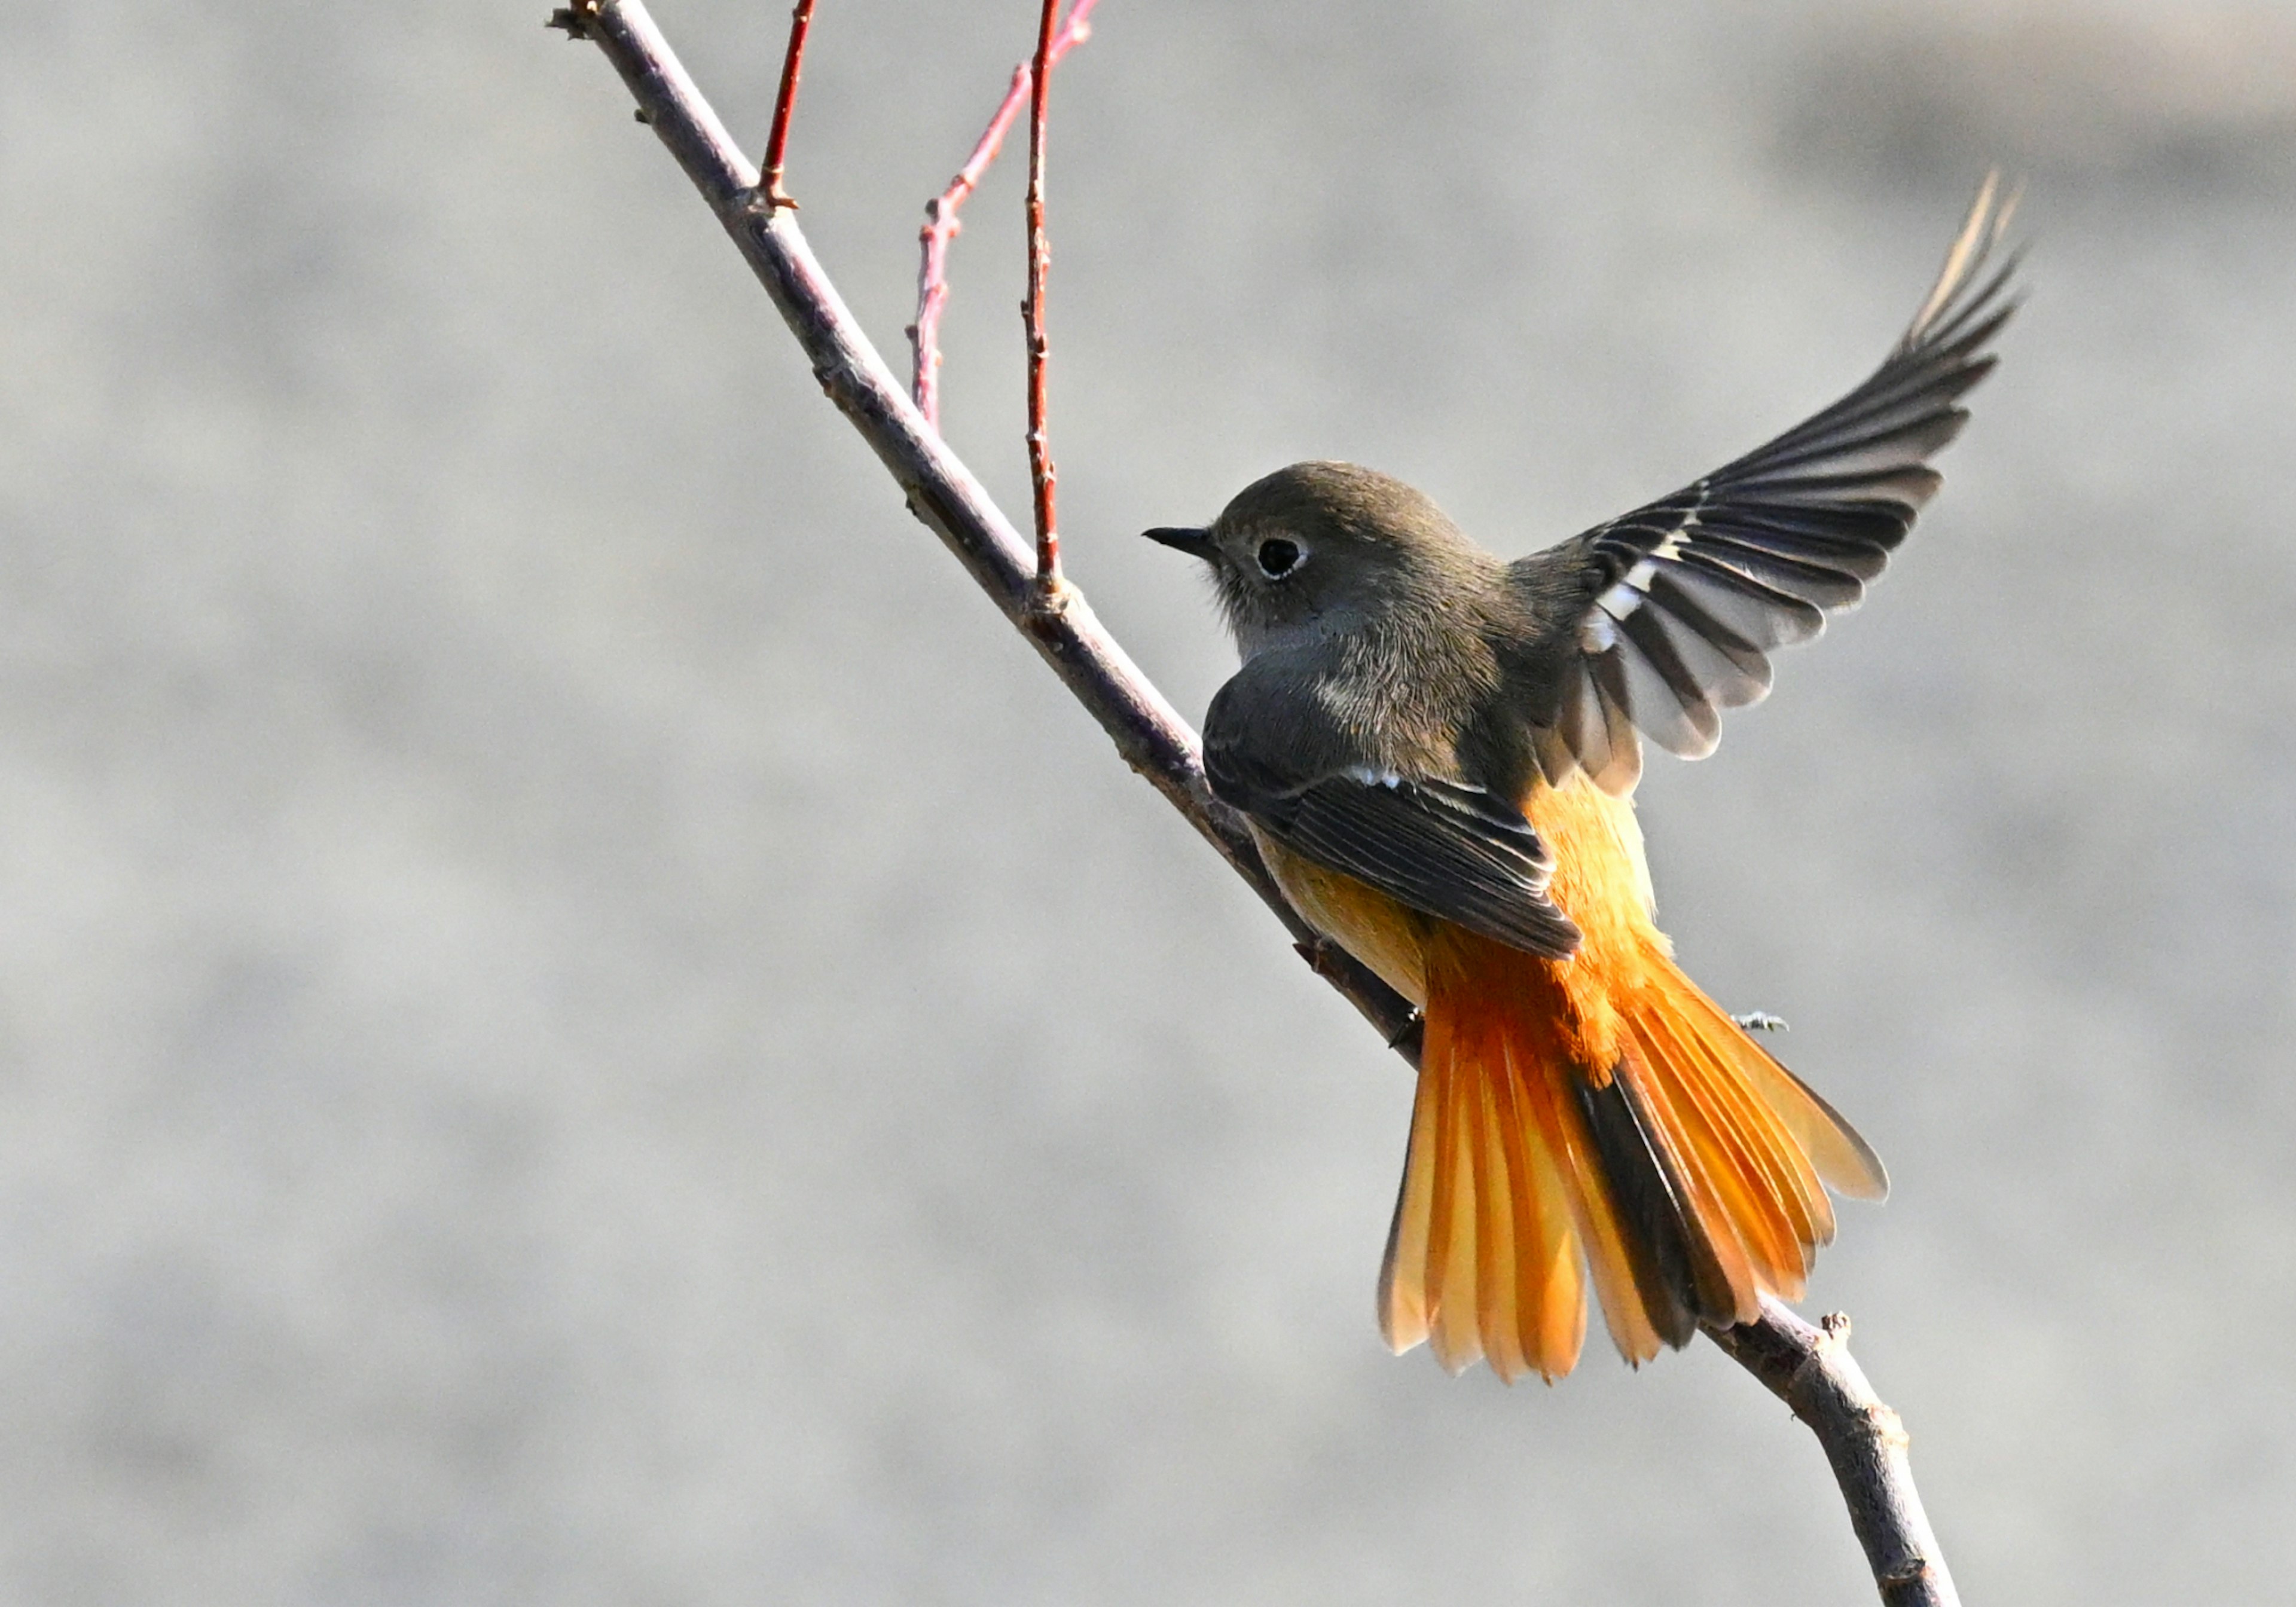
[1144,181,2016,1382]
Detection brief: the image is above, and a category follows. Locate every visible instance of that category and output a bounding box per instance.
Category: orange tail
[1378,927,1887,1382]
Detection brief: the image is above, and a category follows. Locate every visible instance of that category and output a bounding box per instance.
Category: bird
[1142,179,2017,1382]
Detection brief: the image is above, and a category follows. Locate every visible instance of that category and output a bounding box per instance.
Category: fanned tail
[1380,929,1886,1382]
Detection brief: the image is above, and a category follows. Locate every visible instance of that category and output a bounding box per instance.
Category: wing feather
[1517,176,2019,789]
[1204,735,1583,960]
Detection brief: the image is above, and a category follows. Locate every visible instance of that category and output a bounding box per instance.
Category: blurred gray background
[2,0,2291,1601]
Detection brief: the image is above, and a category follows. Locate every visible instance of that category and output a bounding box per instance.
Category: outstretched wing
[1204,721,1582,960]
[1516,176,2020,794]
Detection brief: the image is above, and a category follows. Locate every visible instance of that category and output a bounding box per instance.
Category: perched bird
[1144,181,2017,1382]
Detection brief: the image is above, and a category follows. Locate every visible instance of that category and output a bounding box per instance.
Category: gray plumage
[1145,177,2017,959]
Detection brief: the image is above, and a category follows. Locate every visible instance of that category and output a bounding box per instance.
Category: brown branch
[1022,0,1063,588]
[909,0,1100,428]
[759,0,816,209]
[1706,1300,1962,1606]
[549,6,1958,1601]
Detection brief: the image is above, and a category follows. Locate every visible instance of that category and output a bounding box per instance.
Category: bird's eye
[1256,537,1303,579]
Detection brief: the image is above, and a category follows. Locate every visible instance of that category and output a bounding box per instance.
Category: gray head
[1143,462,1493,654]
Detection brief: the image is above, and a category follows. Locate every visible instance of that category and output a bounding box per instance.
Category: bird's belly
[1251,824,1434,1006]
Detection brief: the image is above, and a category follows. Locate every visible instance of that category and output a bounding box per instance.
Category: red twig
[1022,0,1063,589]
[759,0,816,209]
[908,0,1099,430]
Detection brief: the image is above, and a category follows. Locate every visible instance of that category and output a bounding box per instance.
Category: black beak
[1141,526,1217,561]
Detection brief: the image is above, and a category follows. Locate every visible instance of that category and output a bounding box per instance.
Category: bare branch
[553,8,1959,1600]
[760,0,817,209]
[910,0,1100,427]
[550,0,1412,1053]
[1022,0,1064,587]
[1706,1299,1962,1606]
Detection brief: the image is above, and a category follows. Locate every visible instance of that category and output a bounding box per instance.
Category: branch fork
[759,0,816,209]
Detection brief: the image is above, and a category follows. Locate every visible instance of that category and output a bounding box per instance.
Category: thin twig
[760,0,816,209]
[1706,1299,1962,1606]
[1022,0,1063,589]
[908,0,1100,428]
[545,0,1411,1054]
[552,8,1956,1600]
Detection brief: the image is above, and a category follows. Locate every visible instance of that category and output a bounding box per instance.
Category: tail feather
[1384,1005,1597,1380]
[1382,929,1883,1380]
[1629,1007,1821,1285]
[1732,1037,1889,1203]
[1571,1067,1741,1341]
[1683,1010,1835,1245]
[1650,966,1887,1203]
[1491,1038,1591,1369]
[1468,1059,1525,1379]
[1378,1057,1439,1354]
[1425,1036,1479,1373]
[1510,1035,1645,1368]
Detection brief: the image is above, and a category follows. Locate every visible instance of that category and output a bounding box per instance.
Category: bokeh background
[3,0,2292,1601]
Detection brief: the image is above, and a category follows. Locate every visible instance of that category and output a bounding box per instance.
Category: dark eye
[1256,537,1303,579]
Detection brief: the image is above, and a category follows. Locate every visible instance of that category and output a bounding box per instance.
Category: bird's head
[1143,461,1488,656]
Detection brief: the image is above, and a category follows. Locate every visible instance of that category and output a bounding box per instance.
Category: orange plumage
[1259,774,1886,1382]
[1173,186,2014,1380]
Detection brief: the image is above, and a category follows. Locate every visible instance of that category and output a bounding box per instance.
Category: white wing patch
[1586,519,1697,636]
[1531,178,2019,797]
